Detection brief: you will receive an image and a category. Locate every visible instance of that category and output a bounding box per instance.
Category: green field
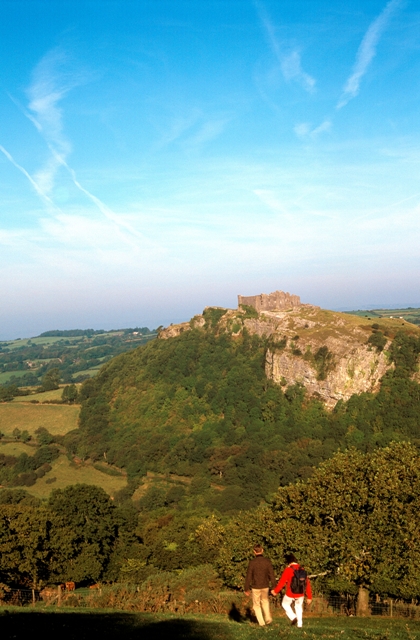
[73,366,103,377]
[0,371,28,384]
[346,306,420,325]
[0,441,36,456]
[0,610,419,640]
[25,455,127,499]
[0,403,79,436]
[0,328,157,387]
[12,387,72,402]
[3,333,121,350]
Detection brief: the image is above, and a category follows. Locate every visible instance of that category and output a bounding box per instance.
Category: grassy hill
[1,303,419,545]
[0,303,420,598]
[0,395,127,497]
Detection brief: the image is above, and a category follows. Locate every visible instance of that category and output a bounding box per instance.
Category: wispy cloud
[3,46,152,251]
[337,0,403,109]
[25,47,80,194]
[187,118,229,146]
[294,119,331,139]
[255,1,316,93]
[281,51,316,93]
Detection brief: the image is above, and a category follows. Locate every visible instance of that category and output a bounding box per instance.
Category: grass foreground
[0,608,419,640]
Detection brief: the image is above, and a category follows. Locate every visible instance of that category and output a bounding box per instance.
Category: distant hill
[345,306,420,325]
[0,327,157,387]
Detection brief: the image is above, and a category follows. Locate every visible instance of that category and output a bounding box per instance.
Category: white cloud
[281,51,316,93]
[26,47,77,195]
[337,0,403,109]
[294,119,331,138]
[187,119,229,146]
[294,123,311,137]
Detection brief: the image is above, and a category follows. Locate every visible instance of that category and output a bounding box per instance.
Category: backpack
[290,567,307,595]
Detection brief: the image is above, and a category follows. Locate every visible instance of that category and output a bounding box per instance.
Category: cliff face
[241,306,392,407]
[265,346,389,408]
[159,293,420,408]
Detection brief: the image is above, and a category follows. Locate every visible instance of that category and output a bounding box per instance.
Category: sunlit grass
[0,441,36,456]
[26,455,127,499]
[12,388,67,402]
[0,403,79,436]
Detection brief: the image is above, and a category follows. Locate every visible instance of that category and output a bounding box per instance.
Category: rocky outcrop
[265,340,390,408]
[248,305,393,407]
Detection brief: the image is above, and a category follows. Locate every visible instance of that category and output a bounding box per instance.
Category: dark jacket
[245,554,276,591]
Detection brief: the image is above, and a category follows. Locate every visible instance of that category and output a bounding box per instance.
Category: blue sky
[1,0,420,338]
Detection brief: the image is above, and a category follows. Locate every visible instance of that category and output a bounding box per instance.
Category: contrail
[44,143,145,242]
[0,144,57,208]
[6,46,146,249]
[255,0,316,93]
[337,0,403,109]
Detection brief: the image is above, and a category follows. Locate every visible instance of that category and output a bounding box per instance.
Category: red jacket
[273,564,312,599]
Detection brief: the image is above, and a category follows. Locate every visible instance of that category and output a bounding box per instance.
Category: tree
[0,504,52,588]
[219,443,420,609]
[61,384,79,404]
[48,484,117,583]
[41,368,60,391]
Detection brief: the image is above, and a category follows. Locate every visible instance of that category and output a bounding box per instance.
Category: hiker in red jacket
[271,553,312,628]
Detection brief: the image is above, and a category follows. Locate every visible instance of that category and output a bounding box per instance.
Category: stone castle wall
[238,290,301,312]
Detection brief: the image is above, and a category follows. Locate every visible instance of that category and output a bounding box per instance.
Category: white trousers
[251,588,272,626]
[282,594,304,627]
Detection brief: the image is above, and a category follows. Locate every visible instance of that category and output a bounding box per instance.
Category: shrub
[203,307,227,328]
[239,304,259,319]
[313,346,335,380]
[367,331,387,353]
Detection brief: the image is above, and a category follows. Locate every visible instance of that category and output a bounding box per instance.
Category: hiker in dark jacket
[244,544,276,626]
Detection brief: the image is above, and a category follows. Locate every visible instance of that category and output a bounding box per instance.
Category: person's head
[285,553,298,565]
[253,544,264,555]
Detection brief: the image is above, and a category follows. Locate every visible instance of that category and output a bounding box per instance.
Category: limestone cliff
[158,292,420,408]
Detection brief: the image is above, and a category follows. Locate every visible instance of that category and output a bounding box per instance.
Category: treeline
[1,443,420,605]
[0,442,60,488]
[0,483,217,589]
[0,484,141,588]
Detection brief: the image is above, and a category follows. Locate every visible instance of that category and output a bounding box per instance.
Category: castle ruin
[238,290,301,312]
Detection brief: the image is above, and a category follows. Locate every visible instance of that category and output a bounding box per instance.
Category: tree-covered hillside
[70,314,420,512]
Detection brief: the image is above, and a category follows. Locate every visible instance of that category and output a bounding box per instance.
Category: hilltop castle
[238,290,302,312]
